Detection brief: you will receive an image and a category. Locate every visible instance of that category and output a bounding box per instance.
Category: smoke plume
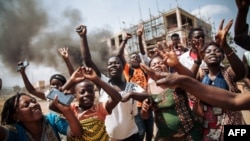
[0,0,113,86]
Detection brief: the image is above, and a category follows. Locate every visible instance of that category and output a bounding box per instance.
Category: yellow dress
[67,117,109,141]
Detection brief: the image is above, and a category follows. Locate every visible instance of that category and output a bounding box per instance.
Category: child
[53,66,122,141]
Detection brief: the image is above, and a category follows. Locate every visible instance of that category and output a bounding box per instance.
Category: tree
[13,85,21,92]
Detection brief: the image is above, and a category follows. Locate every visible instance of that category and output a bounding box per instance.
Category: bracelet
[226,50,234,57]
[194,60,202,65]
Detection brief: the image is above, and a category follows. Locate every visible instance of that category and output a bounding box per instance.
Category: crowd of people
[0,0,250,140]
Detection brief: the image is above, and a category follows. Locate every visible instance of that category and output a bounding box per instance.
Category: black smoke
[0,0,113,80]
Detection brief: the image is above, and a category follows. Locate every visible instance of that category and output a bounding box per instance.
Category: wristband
[194,60,201,65]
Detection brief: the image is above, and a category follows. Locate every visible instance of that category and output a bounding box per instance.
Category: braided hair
[1,92,28,125]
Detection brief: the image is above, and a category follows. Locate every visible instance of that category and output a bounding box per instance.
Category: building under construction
[107,6,213,56]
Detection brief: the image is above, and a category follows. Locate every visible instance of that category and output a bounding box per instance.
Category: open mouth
[109,68,119,74]
[208,56,219,61]
[154,67,162,72]
[32,107,42,114]
[110,69,117,73]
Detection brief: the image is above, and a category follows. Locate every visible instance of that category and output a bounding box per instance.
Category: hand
[141,98,151,112]
[157,42,164,51]
[81,67,98,81]
[197,38,205,59]
[163,40,172,52]
[155,73,181,89]
[154,48,180,67]
[191,36,205,60]
[157,40,172,53]
[17,61,28,72]
[122,31,132,41]
[58,47,69,59]
[137,23,144,36]
[70,67,85,83]
[215,19,233,48]
[76,25,87,37]
[52,95,70,112]
[168,43,175,52]
[194,38,205,60]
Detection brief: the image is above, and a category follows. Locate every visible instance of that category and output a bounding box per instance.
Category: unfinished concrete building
[107,7,212,57]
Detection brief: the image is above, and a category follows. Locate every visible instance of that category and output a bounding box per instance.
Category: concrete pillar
[176,8,182,29]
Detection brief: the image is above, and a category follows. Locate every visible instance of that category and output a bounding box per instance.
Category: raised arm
[48,67,85,113]
[155,73,250,111]
[190,37,203,79]
[154,48,194,77]
[216,19,246,80]
[61,67,86,92]
[116,31,132,67]
[58,47,74,75]
[234,0,250,50]
[82,67,122,114]
[18,62,46,100]
[76,25,101,77]
[137,23,151,66]
[137,24,146,55]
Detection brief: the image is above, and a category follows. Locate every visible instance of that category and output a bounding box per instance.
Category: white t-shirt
[99,74,144,139]
[179,49,206,70]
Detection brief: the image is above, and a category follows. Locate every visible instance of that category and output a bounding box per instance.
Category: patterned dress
[201,68,246,141]
[149,83,202,141]
[68,102,109,141]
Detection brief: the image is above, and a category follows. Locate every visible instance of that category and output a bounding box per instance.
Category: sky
[0,0,249,88]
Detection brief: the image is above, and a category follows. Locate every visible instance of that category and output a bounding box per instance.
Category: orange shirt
[123,63,148,107]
